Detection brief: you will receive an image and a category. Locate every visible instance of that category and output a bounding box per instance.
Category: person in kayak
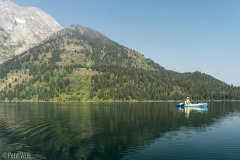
[185,97,191,105]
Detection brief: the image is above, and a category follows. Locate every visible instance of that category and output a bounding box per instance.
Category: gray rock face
[0,0,62,63]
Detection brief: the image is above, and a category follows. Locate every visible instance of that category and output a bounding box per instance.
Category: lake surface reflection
[0,102,240,160]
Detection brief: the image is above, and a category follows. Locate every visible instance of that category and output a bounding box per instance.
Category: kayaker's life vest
[185,99,190,105]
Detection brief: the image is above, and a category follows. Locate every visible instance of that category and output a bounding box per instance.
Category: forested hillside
[0,25,239,101]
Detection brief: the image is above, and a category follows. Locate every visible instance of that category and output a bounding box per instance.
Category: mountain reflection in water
[0,102,240,160]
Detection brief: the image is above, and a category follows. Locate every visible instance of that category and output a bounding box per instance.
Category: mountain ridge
[0,25,239,102]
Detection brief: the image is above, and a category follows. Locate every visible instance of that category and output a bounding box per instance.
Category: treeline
[90,64,240,101]
[1,77,70,101]
[0,62,82,101]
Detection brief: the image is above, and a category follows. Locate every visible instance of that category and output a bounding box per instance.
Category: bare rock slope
[0,0,62,63]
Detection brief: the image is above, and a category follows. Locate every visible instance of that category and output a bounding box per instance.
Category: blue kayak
[176,103,208,108]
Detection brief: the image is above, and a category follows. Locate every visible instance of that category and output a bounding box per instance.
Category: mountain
[0,25,239,102]
[0,0,62,63]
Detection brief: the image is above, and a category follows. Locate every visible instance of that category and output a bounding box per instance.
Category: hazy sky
[12,0,240,86]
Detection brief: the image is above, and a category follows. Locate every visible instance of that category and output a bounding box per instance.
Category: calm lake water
[0,102,240,160]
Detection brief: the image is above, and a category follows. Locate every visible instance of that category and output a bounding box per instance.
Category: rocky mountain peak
[0,0,62,63]
[66,25,105,38]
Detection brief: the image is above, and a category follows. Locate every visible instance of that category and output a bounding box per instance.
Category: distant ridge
[0,0,62,63]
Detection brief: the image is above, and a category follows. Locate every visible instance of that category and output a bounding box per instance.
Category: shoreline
[1,100,240,103]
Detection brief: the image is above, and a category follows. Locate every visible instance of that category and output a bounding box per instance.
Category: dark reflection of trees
[84,102,240,159]
[0,102,239,160]
[87,102,177,160]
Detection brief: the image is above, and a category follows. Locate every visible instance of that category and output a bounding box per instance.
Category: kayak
[176,103,208,108]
